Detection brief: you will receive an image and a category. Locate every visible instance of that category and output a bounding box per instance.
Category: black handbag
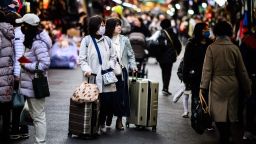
[32,63,50,99]
[191,92,212,134]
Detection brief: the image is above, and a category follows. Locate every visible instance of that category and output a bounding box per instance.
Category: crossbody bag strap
[163,30,174,48]
[91,36,102,65]
[34,61,40,78]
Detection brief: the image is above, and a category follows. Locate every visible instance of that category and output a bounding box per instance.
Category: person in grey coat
[105,18,137,130]
[16,13,52,144]
[0,9,15,141]
[5,11,29,140]
[200,21,251,144]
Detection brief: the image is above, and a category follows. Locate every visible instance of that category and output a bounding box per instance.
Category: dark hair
[160,19,171,29]
[88,15,104,36]
[0,9,6,22]
[193,22,207,40]
[23,23,42,48]
[5,12,21,26]
[213,21,233,37]
[105,18,121,38]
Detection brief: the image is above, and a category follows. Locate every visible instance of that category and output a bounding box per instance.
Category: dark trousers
[215,122,243,144]
[0,102,11,137]
[114,69,130,117]
[191,86,200,112]
[159,63,173,90]
[99,92,115,126]
[11,106,28,134]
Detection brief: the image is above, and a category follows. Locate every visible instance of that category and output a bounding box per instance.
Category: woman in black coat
[182,22,213,116]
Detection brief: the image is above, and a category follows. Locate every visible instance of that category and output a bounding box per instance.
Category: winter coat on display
[20,30,52,98]
[200,37,251,122]
[50,40,78,69]
[0,22,15,102]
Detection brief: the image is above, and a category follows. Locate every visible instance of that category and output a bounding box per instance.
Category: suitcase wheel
[135,125,145,129]
[152,126,156,132]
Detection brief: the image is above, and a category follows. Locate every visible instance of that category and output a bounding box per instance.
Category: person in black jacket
[156,19,181,95]
[182,22,212,117]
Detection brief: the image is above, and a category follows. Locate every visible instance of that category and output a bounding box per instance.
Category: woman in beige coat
[200,21,251,144]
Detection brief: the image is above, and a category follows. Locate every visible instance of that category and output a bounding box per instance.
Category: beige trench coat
[200,37,251,122]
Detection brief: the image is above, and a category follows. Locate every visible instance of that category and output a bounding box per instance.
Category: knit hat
[112,5,123,16]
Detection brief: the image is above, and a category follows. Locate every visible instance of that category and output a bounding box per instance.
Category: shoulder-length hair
[88,15,104,36]
[105,18,121,38]
[193,22,207,40]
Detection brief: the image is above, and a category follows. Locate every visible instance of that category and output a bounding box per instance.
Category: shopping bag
[72,74,99,103]
[20,101,33,126]
[12,90,25,108]
[32,63,50,99]
[191,91,212,134]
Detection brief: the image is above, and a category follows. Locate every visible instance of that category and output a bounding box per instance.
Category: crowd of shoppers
[0,1,255,144]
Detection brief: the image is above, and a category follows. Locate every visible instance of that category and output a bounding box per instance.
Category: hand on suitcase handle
[84,73,97,84]
[131,71,138,82]
[84,71,91,77]
[84,71,97,76]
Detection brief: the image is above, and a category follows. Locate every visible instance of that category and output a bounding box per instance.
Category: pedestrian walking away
[200,21,251,144]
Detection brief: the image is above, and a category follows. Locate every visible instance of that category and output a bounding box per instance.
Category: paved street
[14,56,218,144]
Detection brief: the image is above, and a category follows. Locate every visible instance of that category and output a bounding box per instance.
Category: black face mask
[21,25,28,34]
[22,25,38,48]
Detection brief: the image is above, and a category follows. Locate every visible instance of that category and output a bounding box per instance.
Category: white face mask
[97,26,105,35]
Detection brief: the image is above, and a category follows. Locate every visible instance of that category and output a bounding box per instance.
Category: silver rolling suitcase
[127,78,159,131]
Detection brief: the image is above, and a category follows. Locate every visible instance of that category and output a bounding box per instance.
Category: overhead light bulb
[188,9,194,15]
[215,0,227,7]
[202,2,207,9]
[175,4,181,10]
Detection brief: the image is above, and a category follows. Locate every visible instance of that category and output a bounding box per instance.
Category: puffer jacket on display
[0,22,15,102]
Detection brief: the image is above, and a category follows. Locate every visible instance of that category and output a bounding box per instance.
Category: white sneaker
[182,112,189,118]
[100,125,107,133]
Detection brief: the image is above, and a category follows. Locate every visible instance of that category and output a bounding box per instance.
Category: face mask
[203,31,210,38]
[97,26,105,35]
